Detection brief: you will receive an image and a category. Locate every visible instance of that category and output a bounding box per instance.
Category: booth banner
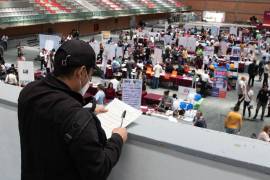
[39,34,61,51]
[231,46,241,57]
[178,37,187,47]
[178,37,197,52]
[212,67,228,98]
[104,44,116,60]
[229,27,238,36]
[122,79,142,109]
[164,35,172,45]
[220,41,228,56]
[178,86,196,96]
[211,26,220,36]
[89,41,100,57]
[116,46,123,57]
[153,48,163,64]
[203,11,225,23]
[204,46,214,57]
[18,61,34,86]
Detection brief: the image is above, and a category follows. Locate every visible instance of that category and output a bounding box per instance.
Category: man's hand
[112,128,128,143]
[95,105,108,114]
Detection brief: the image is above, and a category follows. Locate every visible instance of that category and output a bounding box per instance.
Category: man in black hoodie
[247,60,257,87]
[253,85,270,121]
[18,40,127,180]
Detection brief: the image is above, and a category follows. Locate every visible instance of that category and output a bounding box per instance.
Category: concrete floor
[2,39,269,138]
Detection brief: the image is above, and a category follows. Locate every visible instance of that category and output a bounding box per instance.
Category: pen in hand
[120,110,126,128]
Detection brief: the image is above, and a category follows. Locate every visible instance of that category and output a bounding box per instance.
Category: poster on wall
[203,11,225,23]
[122,79,143,109]
[18,61,34,86]
[39,34,61,51]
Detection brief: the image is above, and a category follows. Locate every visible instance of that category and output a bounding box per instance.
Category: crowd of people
[1,22,270,141]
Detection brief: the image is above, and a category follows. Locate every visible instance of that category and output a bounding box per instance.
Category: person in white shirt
[262,49,270,62]
[257,125,270,142]
[203,55,210,70]
[5,71,17,85]
[40,48,47,70]
[200,71,212,97]
[110,77,120,92]
[152,63,163,89]
[172,94,179,111]
[243,85,254,118]
[236,76,247,107]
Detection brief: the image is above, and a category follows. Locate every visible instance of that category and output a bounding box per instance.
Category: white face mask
[79,81,90,96]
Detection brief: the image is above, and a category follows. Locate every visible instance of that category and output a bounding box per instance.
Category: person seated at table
[5,69,18,86]
[193,111,207,128]
[116,56,123,65]
[177,64,184,75]
[105,82,116,100]
[94,84,105,105]
[112,57,121,73]
[110,76,121,92]
[172,94,179,111]
[183,63,190,74]
[165,62,174,74]
[158,90,173,113]
[191,70,198,88]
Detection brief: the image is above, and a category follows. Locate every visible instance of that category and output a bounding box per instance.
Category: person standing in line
[39,48,46,70]
[247,60,257,87]
[224,106,243,135]
[253,85,270,121]
[257,125,270,142]
[243,85,254,119]
[152,62,163,89]
[236,76,246,107]
[263,61,270,87]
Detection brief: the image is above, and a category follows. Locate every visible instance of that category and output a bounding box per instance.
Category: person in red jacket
[105,82,116,100]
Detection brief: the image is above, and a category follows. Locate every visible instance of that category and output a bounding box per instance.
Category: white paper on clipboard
[96,98,141,138]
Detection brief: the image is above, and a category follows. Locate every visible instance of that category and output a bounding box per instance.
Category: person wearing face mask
[18,40,128,180]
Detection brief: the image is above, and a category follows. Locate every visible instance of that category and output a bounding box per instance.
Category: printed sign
[18,61,34,86]
[122,79,143,109]
[178,86,196,96]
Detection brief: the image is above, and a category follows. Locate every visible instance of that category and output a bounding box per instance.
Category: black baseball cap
[54,40,96,68]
